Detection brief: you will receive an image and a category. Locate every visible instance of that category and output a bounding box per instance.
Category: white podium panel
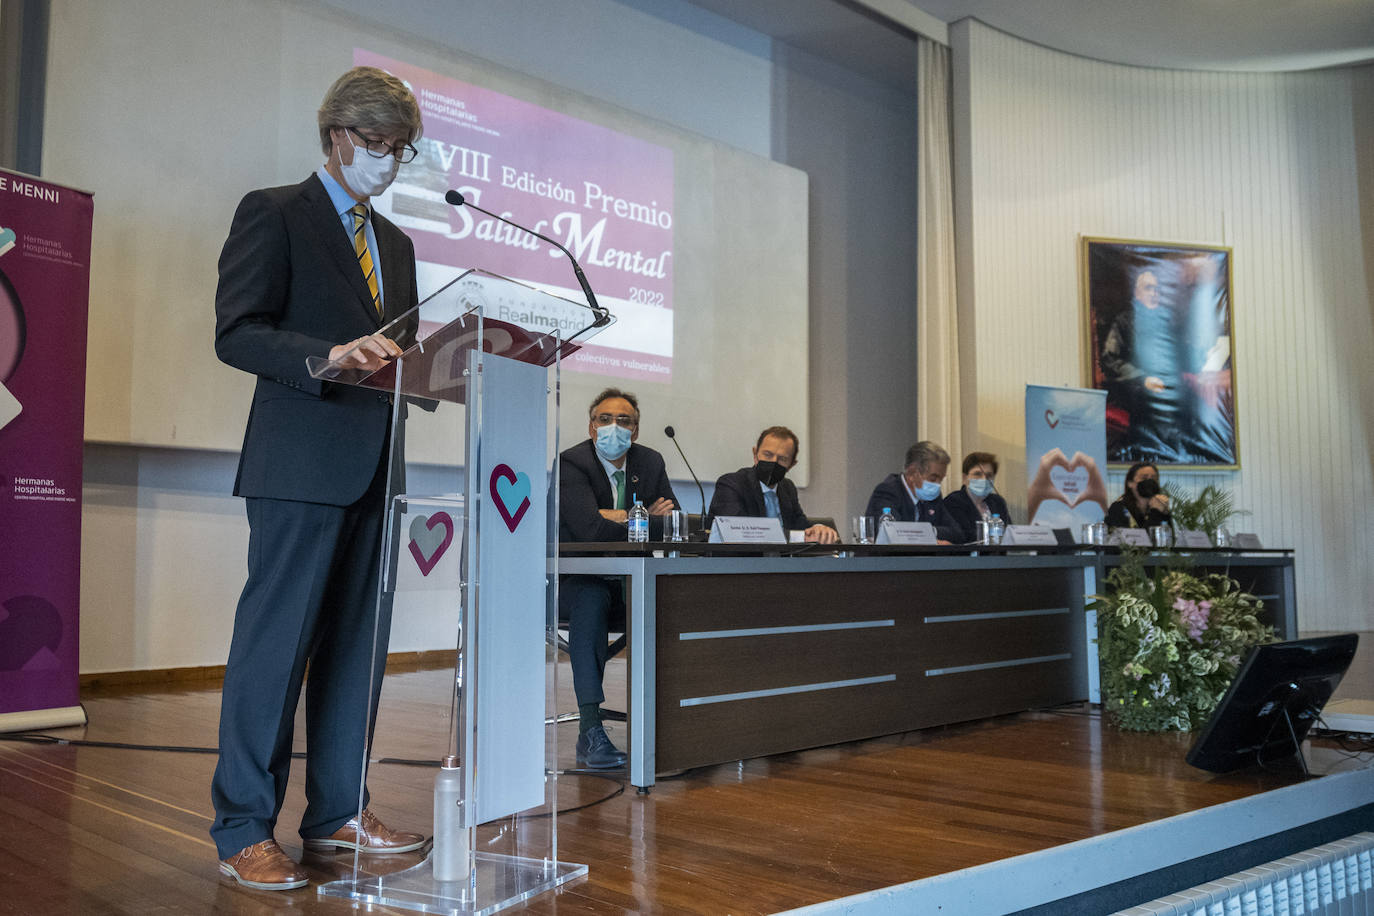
[472,354,547,824]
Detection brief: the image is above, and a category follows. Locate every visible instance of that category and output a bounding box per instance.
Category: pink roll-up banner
[0,169,94,732]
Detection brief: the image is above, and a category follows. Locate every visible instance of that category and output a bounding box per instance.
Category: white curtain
[916,36,962,463]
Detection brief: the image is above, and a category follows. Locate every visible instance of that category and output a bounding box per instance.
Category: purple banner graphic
[358,49,675,381]
[0,169,93,722]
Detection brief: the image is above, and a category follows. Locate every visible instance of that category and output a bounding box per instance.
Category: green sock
[578,703,601,734]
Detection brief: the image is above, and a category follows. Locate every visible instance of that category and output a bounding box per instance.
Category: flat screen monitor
[1186,634,1359,773]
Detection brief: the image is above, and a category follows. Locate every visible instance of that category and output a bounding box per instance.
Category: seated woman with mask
[1105,462,1172,529]
[944,451,1013,544]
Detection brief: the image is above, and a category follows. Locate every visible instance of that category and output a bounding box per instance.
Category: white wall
[57,0,920,672]
[774,44,920,520]
[952,21,1374,631]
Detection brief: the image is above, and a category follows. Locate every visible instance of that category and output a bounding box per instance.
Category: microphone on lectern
[664,426,707,531]
[444,189,611,327]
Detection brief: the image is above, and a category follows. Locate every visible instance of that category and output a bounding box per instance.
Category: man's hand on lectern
[330,334,402,372]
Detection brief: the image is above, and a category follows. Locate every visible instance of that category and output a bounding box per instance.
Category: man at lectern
[707,425,839,543]
[210,67,426,890]
[560,388,678,768]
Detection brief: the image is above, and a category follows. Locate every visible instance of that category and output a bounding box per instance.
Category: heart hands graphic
[1027,447,1109,521]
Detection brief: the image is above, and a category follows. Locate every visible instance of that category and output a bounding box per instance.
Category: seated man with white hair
[863,440,960,543]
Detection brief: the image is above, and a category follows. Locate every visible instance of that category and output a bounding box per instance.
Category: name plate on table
[1231,532,1264,549]
[876,521,937,545]
[1003,524,1058,546]
[1176,529,1213,549]
[709,516,786,544]
[1110,528,1152,547]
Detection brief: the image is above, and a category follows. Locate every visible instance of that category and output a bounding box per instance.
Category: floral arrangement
[1091,552,1275,731]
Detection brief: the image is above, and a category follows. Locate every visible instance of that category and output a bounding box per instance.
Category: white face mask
[337,130,400,198]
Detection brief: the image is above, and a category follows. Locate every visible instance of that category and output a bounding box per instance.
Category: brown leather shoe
[219,839,309,890]
[301,808,426,855]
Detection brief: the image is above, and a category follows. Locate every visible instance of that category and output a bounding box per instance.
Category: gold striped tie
[349,204,382,317]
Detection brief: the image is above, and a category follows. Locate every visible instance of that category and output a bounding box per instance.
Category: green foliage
[1089,549,1274,732]
[1161,483,1249,534]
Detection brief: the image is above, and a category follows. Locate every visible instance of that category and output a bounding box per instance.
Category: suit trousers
[209,454,392,859]
[559,575,627,708]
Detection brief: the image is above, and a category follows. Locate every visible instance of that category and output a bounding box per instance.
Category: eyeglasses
[592,413,636,429]
[346,127,419,164]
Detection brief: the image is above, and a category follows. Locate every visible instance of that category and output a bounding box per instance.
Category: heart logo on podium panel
[408,512,455,577]
[1044,409,1060,428]
[489,464,532,533]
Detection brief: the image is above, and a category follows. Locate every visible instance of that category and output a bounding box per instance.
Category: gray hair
[317,66,423,155]
[588,387,640,423]
[904,441,950,474]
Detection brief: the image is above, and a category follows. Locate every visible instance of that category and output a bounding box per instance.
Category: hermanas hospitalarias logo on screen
[0,226,16,258]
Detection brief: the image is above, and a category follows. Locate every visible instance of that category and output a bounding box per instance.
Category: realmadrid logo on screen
[0,227,16,258]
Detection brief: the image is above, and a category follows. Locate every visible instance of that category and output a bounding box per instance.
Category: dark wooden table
[558,544,1296,789]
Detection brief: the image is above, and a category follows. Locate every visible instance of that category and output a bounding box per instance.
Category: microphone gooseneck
[664,425,707,524]
[444,189,611,327]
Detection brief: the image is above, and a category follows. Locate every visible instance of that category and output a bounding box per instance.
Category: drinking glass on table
[666,509,689,543]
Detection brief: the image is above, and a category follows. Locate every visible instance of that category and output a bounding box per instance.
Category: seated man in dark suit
[708,426,838,543]
[944,451,1014,544]
[559,388,677,768]
[864,441,960,543]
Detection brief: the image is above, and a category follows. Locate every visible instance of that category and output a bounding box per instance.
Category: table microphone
[444,189,611,327]
[664,426,707,531]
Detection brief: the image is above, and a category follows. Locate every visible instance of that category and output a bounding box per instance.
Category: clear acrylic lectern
[305,268,610,914]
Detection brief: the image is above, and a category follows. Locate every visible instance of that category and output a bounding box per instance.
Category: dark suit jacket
[559,439,678,542]
[708,466,811,532]
[215,173,418,506]
[943,488,1013,544]
[864,473,960,542]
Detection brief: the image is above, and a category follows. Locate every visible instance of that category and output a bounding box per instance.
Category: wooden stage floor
[2,646,1371,915]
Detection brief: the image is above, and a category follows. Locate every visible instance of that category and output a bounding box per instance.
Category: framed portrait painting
[1082,237,1238,468]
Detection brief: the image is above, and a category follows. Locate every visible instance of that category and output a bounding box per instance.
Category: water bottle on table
[879,506,896,538]
[628,495,649,543]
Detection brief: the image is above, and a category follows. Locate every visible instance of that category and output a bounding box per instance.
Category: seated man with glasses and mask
[707,426,839,543]
[559,388,678,768]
